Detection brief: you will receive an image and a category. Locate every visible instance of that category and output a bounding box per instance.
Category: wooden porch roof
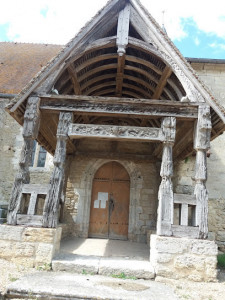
[3,0,225,160]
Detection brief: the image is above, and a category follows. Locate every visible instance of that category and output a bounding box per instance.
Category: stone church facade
[0,0,225,281]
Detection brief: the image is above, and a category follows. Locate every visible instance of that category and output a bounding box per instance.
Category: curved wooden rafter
[53,31,186,102]
[81,74,116,91]
[86,81,116,96]
[92,88,116,96]
[79,64,117,82]
[76,53,117,73]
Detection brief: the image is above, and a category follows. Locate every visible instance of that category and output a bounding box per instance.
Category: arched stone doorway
[89,161,130,240]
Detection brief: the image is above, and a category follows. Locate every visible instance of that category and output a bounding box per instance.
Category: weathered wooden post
[43,112,73,228]
[194,105,211,239]
[157,117,176,236]
[7,96,40,225]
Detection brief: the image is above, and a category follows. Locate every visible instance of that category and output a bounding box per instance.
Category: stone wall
[0,98,53,207]
[0,224,62,267]
[150,234,218,282]
[64,155,160,243]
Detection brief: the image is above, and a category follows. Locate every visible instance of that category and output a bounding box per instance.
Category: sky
[0,0,225,59]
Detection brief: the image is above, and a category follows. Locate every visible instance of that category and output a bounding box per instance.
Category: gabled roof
[0,42,62,94]
[7,0,225,124]
[4,0,225,159]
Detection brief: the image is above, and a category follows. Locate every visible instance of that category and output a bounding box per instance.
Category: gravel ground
[0,258,225,300]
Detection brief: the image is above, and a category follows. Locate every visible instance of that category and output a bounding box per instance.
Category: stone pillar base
[0,225,62,267]
[150,234,218,282]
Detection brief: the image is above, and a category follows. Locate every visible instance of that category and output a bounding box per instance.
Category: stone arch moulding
[75,158,143,240]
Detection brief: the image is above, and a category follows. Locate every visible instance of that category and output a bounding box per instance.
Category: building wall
[64,155,159,243]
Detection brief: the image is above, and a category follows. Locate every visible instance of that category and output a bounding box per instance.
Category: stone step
[52,253,155,280]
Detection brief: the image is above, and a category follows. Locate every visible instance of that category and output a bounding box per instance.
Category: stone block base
[150,234,218,282]
[0,224,62,267]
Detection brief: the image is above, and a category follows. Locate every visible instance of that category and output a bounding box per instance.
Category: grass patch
[111,272,137,280]
[217,254,225,269]
[9,276,18,282]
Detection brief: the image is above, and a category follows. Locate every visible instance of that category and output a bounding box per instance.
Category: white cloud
[210,42,225,51]
[0,0,225,44]
[194,37,200,46]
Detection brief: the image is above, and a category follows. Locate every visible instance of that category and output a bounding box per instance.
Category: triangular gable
[8,0,225,125]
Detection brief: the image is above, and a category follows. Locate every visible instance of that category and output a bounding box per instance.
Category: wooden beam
[153,65,172,99]
[68,123,164,142]
[39,94,199,119]
[67,64,81,95]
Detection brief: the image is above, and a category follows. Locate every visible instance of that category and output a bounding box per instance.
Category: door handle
[109,196,114,216]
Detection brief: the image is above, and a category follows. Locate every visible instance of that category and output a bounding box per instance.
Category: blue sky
[0,0,225,59]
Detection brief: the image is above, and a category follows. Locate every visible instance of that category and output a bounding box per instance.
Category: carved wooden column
[194,105,211,239]
[43,112,73,228]
[7,96,40,225]
[157,117,176,236]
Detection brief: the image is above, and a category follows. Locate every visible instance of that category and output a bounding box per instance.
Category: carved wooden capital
[194,105,211,150]
[161,117,176,144]
[57,112,74,138]
[23,96,40,139]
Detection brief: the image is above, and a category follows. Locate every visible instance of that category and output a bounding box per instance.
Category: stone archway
[75,158,143,240]
[89,161,130,240]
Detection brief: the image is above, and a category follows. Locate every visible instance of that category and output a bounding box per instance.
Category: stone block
[22,227,58,243]
[0,225,24,241]
[14,242,35,257]
[151,235,189,254]
[35,243,54,264]
[190,240,218,256]
[174,254,205,271]
[217,231,225,241]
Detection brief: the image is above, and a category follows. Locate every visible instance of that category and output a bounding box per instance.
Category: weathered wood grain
[7,97,40,225]
[157,117,176,236]
[43,112,73,228]
[194,105,212,239]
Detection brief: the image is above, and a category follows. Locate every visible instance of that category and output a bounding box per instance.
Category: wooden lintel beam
[67,65,81,95]
[39,95,199,120]
[153,65,173,99]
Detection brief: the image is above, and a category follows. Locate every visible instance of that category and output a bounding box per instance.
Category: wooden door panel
[89,181,110,238]
[89,161,130,240]
[109,182,130,240]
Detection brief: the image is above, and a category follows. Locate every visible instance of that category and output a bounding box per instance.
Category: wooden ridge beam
[152,65,172,99]
[116,4,130,96]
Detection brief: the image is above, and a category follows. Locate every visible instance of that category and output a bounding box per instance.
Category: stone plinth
[0,224,62,267]
[150,234,218,282]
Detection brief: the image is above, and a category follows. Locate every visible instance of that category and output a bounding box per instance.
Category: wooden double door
[89,162,130,240]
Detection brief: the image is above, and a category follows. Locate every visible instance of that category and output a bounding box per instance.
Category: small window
[30,141,47,168]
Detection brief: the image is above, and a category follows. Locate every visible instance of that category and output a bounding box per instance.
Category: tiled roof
[0,42,62,94]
